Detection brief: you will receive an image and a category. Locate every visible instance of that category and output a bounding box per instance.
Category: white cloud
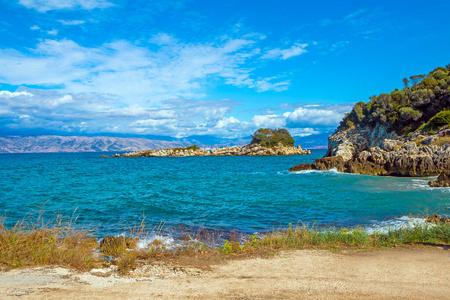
[0,87,349,138]
[262,43,308,60]
[343,9,368,22]
[251,114,286,129]
[19,0,114,12]
[287,128,320,137]
[284,105,352,127]
[30,25,40,30]
[47,29,58,35]
[0,91,34,97]
[0,36,290,105]
[58,20,86,25]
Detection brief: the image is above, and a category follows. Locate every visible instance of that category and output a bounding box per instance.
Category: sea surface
[0,150,449,240]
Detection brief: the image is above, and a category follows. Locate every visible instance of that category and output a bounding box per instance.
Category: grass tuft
[0,211,100,271]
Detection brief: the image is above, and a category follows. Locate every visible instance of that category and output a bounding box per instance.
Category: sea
[1,150,449,244]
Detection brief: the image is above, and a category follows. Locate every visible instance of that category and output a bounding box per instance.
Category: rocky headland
[111,128,311,157]
[289,65,450,186]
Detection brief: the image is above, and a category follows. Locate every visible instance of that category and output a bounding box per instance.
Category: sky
[0,0,449,140]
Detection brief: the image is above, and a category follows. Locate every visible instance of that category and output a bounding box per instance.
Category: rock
[426,213,450,224]
[100,236,139,256]
[288,163,316,172]
[115,143,311,157]
[428,171,450,187]
[314,156,346,172]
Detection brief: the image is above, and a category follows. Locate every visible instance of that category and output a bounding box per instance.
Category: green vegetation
[2,212,448,274]
[340,65,450,136]
[250,128,295,147]
[164,145,199,151]
[418,110,450,134]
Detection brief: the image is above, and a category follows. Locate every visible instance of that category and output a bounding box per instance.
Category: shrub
[420,110,450,134]
[399,107,422,121]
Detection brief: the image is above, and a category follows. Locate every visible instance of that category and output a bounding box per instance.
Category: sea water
[0,150,448,239]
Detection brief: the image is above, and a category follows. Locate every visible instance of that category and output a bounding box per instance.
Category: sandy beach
[1,247,448,299]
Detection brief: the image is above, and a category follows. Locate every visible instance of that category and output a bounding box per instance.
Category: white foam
[364,216,432,235]
[136,234,176,250]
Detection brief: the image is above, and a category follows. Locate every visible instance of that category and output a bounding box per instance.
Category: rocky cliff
[114,142,310,157]
[290,65,450,179]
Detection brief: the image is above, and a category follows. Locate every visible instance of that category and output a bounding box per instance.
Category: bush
[420,110,450,134]
[399,107,422,121]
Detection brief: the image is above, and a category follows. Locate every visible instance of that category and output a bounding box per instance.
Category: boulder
[426,213,450,224]
[288,163,316,172]
[314,156,346,172]
[428,171,450,187]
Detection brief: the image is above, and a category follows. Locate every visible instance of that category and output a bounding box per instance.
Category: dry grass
[0,211,100,271]
[1,212,449,274]
[430,136,450,146]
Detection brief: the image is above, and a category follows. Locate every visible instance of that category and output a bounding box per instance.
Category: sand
[1,247,449,299]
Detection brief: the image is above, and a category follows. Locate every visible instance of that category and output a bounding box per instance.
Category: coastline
[1,247,448,299]
[108,143,311,157]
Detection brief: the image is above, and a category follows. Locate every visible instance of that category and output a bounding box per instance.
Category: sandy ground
[0,247,449,299]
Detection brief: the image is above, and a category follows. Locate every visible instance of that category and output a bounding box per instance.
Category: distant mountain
[0,132,326,153]
[293,132,330,149]
[0,136,188,153]
[180,135,251,149]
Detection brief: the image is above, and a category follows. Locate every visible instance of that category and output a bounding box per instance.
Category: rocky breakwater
[112,142,310,158]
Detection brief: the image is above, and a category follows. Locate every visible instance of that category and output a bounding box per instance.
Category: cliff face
[325,123,400,161]
[315,131,450,176]
[290,65,450,178]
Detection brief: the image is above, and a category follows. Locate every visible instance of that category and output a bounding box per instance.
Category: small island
[108,128,311,157]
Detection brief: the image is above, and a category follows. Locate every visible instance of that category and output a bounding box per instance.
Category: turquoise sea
[0,150,449,240]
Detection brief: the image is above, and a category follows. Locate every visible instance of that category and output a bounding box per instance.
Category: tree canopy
[340,65,450,136]
[250,128,295,147]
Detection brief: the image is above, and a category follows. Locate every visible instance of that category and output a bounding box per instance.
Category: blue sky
[0,0,449,139]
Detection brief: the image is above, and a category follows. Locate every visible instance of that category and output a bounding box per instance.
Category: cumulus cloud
[251,114,286,129]
[262,43,308,60]
[0,87,350,138]
[285,106,346,127]
[19,0,114,12]
[0,88,247,137]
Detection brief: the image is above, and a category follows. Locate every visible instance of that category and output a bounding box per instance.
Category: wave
[364,216,433,234]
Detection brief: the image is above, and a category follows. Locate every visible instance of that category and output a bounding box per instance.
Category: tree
[403,77,409,87]
[250,128,295,147]
[409,74,426,85]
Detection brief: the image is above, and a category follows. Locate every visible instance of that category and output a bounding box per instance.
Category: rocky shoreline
[289,126,450,186]
[108,142,311,158]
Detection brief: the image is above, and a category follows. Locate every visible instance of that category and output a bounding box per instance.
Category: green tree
[250,128,295,147]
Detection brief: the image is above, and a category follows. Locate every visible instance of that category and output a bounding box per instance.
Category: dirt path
[1,247,449,299]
